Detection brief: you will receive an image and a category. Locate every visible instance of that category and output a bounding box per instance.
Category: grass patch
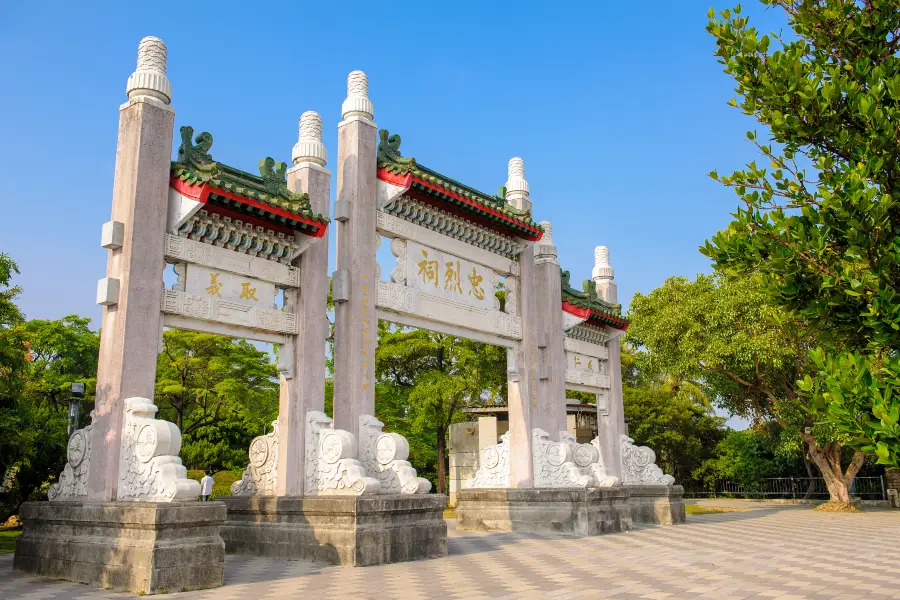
[685,504,729,516]
[0,529,22,554]
[443,508,457,519]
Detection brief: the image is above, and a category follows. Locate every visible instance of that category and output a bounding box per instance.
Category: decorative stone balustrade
[532,429,595,488]
[619,435,676,485]
[359,415,432,494]
[468,432,510,488]
[304,411,379,495]
[232,420,279,496]
[117,397,201,502]
[48,413,95,501]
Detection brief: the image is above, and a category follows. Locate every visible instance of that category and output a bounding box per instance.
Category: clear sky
[0,1,784,427]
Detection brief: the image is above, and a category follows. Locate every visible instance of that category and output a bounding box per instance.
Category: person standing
[199,471,214,501]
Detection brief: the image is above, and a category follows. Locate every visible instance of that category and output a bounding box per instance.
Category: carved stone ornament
[389,238,407,284]
[468,432,510,488]
[376,280,417,314]
[161,289,299,335]
[578,435,619,487]
[304,411,379,496]
[117,397,201,502]
[504,276,519,318]
[48,412,95,501]
[619,434,676,486]
[532,429,594,488]
[232,419,279,496]
[359,415,432,494]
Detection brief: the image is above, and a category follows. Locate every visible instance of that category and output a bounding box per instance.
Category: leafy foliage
[695,429,778,489]
[374,325,507,493]
[703,1,900,467]
[623,386,726,485]
[155,330,278,472]
[627,274,811,422]
[626,273,865,501]
[799,349,900,466]
[0,297,99,521]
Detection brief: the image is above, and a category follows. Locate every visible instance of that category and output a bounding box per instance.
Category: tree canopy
[627,273,864,502]
[704,0,900,471]
[374,324,507,494]
[0,310,99,522]
[155,329,279,472]
[623,386,726,485]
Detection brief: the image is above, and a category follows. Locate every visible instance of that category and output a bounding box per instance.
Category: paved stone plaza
[3,502,899,599]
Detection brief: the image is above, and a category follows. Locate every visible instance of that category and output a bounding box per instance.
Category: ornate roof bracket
[170,126,329,238]
[376,128,543,242]
[560,268,629,331]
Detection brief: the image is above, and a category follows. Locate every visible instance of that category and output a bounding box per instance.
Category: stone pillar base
[456,487,632,535]
[626,485,686,524]
[220,494,448,566]
[13,501,225,595]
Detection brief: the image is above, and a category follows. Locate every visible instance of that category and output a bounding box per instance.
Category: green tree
[627,274,867,503]
[696,429,778,489]
[703,1,900,477]
[0,254,26,487]
[375,325,507,494]
[0,314,99,523]
[623,386,726,487]
[19,316,99,409]
[155,330,279,472]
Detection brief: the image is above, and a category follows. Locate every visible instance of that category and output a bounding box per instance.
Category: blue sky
[1,1,786,426]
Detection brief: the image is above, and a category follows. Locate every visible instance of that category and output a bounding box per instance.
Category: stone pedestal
[627,485,686,525]
[456,488,632,535]
[220,494,447,566]
[13,501,225,595]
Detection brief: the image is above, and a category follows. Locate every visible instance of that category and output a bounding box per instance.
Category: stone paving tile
[2,504,899,599]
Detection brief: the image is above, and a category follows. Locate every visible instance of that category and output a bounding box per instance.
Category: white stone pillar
[533,221,567,438]
[332,71,378,434]
[88,37,175,501]
[593,246,624,479]
[505,158,538,487]
[279,111,331,496]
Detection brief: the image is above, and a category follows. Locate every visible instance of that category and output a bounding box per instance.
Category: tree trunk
[802,441,816,499]
[436,423,447,495]
[802,434,865,506]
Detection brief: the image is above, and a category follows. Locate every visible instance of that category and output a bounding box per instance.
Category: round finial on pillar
[125,36,172,104]
[292,111,327,166]
[540,220,553,244]
[505,157,530,208]
[592,246,614,281]
[342,70,374,120]
[535,220,558,263]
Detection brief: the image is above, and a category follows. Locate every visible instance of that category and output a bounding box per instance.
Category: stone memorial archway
[14,36,684,596]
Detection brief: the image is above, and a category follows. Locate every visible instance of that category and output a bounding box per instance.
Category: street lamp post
[68,382,86,438]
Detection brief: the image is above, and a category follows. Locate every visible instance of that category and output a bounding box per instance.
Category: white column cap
[342,70,374,120]
[592,246,614,281]
[125,36,172,104]
[292,111,327,166]
[534,220,558,263]
[505,157,529,197]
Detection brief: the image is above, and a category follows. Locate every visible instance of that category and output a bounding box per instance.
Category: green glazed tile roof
[560,268,628,325]
[171,126,329,226]
[377,129,542,238]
